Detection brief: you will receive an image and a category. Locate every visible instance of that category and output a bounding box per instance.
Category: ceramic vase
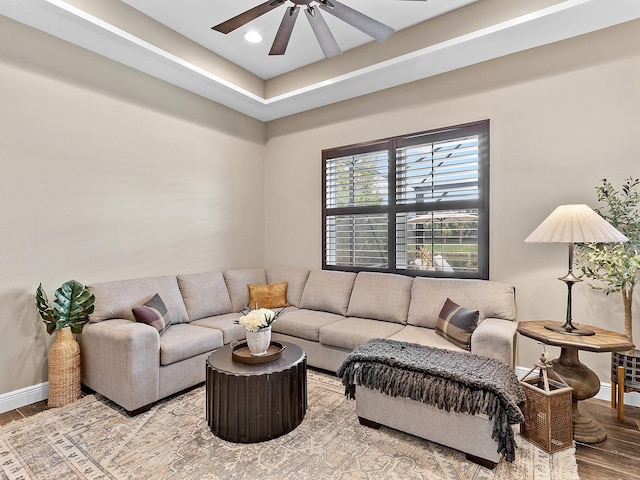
[246,327,271,356]
[47,326,81,407]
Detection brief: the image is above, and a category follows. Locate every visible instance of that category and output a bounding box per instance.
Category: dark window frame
[322,120,490,279]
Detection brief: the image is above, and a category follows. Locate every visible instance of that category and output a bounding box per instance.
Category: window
[322,120,489,279]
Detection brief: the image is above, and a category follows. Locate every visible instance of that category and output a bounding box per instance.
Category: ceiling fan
[212,0,428,58]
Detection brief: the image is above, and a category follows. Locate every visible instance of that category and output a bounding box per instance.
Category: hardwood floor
[576,400,640,480]
[0,400,48,426]
[1,396,639,478]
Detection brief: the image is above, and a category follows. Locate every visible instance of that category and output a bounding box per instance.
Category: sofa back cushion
[347,272,413,324]
[407,278,516,329]
[223,269,268,312]
[177,271,233,321]
[90,275,189,324]
[266,267,310,307]
[299,270,357,316]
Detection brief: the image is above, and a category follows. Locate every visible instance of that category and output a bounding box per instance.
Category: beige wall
[2,12,639,401]
[0,17,265,396]
[264,20,640,382]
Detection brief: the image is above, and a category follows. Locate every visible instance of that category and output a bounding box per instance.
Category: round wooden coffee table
[518,320,634,444]
[205,341,307,443]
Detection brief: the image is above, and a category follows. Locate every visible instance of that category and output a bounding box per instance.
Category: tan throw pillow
[436,298,479,350]
[248,282,289,309]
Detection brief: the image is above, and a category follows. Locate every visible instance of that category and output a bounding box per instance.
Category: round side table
[206,341,307,443]
[517,320,634,444]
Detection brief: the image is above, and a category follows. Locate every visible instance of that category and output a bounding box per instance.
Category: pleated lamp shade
[525,204,628,244]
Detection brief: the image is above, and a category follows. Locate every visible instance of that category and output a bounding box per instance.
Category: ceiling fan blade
[305,6,341,58]
[212,0,285,34]
[269,6,299,56]
[319,0,395,42]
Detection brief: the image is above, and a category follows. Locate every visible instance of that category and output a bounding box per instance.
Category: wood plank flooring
[0,400,47,426]
[1,396,639,478]
[576,400,640,479]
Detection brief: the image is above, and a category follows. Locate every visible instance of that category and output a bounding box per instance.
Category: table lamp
[525,204,628,335]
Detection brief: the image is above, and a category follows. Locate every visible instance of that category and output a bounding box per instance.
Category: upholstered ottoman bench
[337,339,525,468]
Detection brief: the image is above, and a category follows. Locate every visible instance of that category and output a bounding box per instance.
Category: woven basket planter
[611,349,640,390]
[47,326,81,408]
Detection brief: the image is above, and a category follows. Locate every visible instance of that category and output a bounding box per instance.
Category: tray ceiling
[2,0,640,121]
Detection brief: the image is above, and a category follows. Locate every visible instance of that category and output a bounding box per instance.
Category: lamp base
[544,322,595,336]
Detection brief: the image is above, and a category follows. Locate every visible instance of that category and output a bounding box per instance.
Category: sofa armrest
[471,318,518,369]
[79,319,160,412]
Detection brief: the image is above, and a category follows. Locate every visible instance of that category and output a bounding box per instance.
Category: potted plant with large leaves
[36,280,95,407]
[576,177,640,403]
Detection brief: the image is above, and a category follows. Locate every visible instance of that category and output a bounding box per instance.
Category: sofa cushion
[435,298,479,350]
[159,323,223,366]
[223,269,268,312]
[299,270,357,316]
[387,325,466,353]
[407,278,516,329]
[319,318,404,350]
[177,271,233,321]
[191,313,246,344]
[132,293,171,335]
[271,308,343,342]
[267,267,310,307]
[248,282,289,309]
[347,272,413,324]
[90,275,189,325]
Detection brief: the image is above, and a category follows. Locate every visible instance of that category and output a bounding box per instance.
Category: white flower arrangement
[236,306,286,332]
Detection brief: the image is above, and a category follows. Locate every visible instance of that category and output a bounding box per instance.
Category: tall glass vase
[47,326,81,407]
[246,327,272,356]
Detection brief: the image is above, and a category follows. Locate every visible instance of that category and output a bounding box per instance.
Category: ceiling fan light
[244,31,263,43]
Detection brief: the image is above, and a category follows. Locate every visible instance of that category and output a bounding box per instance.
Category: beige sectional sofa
[79,267,518,415]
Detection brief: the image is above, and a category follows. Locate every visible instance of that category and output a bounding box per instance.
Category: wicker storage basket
[520,357,573,453]
[48,326,81,407]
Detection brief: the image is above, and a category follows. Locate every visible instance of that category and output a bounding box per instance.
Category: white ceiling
[2,0,640,121]
[120,0,478,79]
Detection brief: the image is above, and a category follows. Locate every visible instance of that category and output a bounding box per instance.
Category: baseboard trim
[515,366,640,408]
[0,382,48,414]
[1,368,639,414]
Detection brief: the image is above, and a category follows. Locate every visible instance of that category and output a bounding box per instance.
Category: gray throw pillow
[132,293,171,334]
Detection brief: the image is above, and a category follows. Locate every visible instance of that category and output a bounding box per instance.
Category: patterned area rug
[0,371,578,480]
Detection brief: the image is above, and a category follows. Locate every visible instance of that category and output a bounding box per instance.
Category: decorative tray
[231,341,286,364]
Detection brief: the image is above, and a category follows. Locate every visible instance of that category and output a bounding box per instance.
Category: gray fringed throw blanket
[337,339,526,462]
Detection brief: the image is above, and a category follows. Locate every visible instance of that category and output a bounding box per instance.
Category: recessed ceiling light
[244,31,262,44]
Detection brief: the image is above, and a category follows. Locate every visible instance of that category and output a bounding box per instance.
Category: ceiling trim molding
[3,0,640,121]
